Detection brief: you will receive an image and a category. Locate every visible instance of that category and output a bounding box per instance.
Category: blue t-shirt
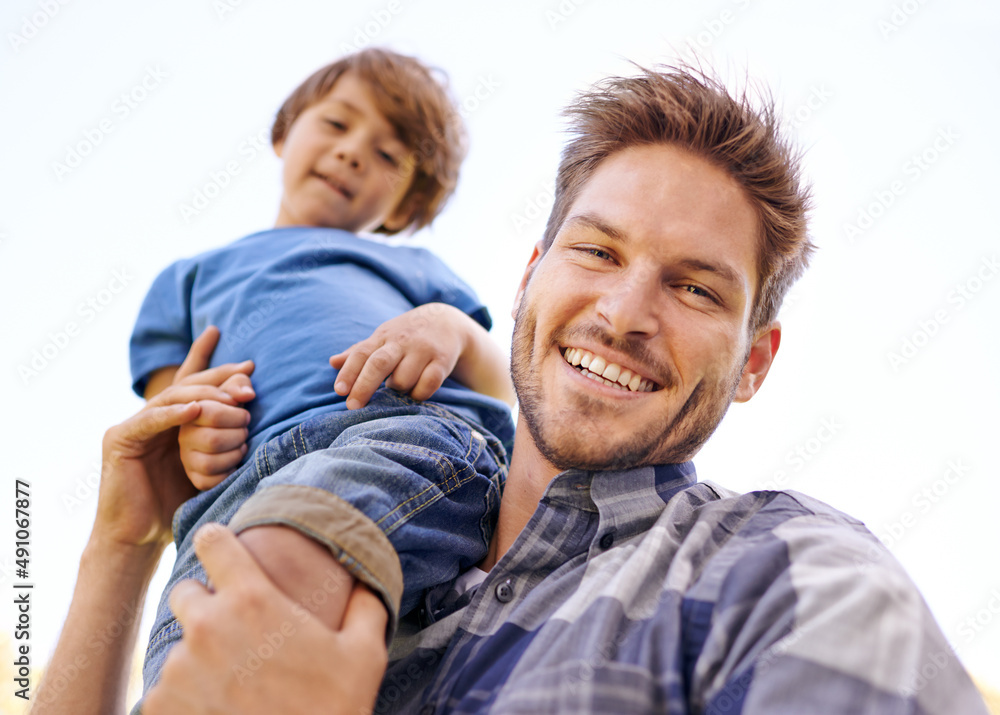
[130,227,513,454]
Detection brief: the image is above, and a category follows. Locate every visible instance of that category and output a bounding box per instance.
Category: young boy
[129,48,515,695]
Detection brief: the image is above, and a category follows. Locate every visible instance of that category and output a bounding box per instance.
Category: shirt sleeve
[418,251,493,332]
[129,259,197,397]
[692,502,991,714]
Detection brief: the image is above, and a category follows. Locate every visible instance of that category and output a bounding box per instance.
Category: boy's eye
[326,119,346,130]
[377,149,398,166]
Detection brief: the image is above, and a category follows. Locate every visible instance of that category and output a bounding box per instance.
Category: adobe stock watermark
[51,65,169,182]
[178,127,270,222]
[878,0,929,39]
[17,268,133,386]
[337,0,402,53]
[34,598,143,706]
[675,0,752,63]
[783,85,834,131]
[509,181,554,235]
[756,417,843,492]
[232,565,352,685]
[7,0,71,54]
[956,587,1000,648]
[856,458,971,573]
[887,255,998,370]
[843,127,959,243]
[546,0,589,30]
[382,73,500,198]
[213,0,251,21]
[61,460,103,513]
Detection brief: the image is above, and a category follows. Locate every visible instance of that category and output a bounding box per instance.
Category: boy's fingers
[175,326,221,382]
[187,466,235,491]
[348,344,403,408]
[190,401,251,429]
[181,434,247,475]
[182,425,248,457]
[177,361,255,392]
[219,373,255,402]
[409,364,449,402]
[192,523,264,591]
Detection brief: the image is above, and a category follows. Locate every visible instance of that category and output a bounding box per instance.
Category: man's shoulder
[662,482,892,577]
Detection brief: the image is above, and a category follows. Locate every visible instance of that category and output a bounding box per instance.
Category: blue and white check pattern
[378,463,989,714]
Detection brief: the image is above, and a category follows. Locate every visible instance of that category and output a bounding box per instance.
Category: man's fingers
[192,523,265,591]
[175,326,221,382]
[112,401,202,449]
[168,576,214,625]
[176,360,254,392]
[340,584,389,647]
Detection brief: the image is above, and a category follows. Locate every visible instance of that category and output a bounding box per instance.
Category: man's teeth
[563,348,656,392]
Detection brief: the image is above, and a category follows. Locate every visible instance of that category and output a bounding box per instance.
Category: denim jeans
[137,389,510,700]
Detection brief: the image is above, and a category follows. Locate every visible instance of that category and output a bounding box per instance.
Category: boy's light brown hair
[272,48,466,234]
[542,64,814,334]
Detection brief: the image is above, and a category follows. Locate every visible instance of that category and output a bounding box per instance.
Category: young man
[36,65,990,714]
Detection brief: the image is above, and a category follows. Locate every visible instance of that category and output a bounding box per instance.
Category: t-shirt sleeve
[129,260,197,397]
[419,252,493,332]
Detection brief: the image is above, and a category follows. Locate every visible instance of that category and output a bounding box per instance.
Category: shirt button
[495,578,514,603]
[599,532,615,549]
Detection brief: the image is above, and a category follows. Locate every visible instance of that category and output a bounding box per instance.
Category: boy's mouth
[314,172,353,199]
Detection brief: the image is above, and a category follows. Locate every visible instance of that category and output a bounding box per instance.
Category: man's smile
[561,346,662,392]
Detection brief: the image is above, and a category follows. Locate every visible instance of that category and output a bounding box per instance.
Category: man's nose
[595,271,660,338]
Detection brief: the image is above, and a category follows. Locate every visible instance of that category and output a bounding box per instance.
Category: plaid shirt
[377,463,988,714]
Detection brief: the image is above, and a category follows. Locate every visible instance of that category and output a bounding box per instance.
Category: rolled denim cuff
[228,484,403,642]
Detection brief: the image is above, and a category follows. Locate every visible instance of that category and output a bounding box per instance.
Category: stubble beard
[510,297,744,472]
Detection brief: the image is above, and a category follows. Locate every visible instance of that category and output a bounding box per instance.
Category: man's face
[511,143,777,471]
[273,70,414,233]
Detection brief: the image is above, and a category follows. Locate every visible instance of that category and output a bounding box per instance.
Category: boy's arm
[330,302,515,410]
[143,365,180,399]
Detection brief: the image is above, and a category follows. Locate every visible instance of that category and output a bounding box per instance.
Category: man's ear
[733,321,781,403]
[273,136,284,159]
[511,242,545,319]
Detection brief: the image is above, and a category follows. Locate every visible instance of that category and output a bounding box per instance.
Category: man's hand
[144,524,389,715]
[331,302,515,409]
[172,326,256,490]
[97,380,248,554]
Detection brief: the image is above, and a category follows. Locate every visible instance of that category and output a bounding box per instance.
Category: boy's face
[273,71,415,233]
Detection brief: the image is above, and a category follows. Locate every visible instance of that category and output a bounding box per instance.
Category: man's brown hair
[272,48,466,234]
[542,64,814,333]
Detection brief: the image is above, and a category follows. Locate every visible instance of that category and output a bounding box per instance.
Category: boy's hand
[331,303,515,409]
[97,380,249,553]
[172,326,256,490]
[330,303,468,409]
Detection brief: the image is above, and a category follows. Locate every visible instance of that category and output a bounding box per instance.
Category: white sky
[2,0,998,699]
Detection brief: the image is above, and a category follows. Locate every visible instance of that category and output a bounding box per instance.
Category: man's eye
[683,285,714,300]
[588,248,613,261]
